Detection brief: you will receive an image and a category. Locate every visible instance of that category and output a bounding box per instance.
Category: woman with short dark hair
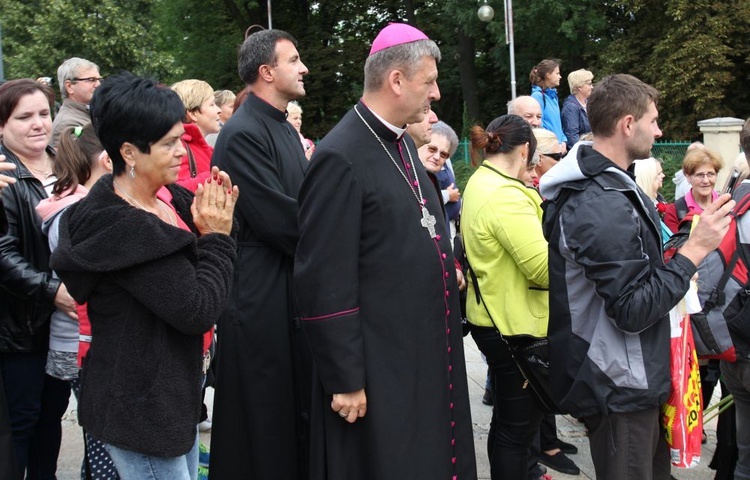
[51,74,239,480]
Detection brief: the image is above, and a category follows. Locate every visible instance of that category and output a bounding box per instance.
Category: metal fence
[452,140,692,201]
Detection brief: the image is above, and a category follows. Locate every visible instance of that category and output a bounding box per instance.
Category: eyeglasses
[541,152,563,161]
[426,145,450,161]
[71,77,104,84]
[692,172,717,180]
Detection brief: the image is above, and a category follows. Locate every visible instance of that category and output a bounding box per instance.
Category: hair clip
[73,126,83,138]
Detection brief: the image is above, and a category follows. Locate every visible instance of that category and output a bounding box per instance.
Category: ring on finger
[339,411,348,418]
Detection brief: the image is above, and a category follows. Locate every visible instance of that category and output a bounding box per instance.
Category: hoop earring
[129,165,136,179]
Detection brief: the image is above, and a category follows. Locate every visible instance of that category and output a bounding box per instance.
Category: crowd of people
[0,20,748,480]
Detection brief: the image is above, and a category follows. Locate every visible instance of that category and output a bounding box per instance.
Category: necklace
[21,155,53,179]
[113,179,177,227]
[353,105,437,239]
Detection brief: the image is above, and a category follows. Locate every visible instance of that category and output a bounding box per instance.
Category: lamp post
[0,23,5,83]
[268,0,273,29]
[478,0,516,99]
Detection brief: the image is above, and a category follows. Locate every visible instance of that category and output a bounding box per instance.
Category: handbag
[465,259,563,415]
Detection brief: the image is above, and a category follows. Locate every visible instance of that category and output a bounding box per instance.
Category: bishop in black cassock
[294,23,477,480]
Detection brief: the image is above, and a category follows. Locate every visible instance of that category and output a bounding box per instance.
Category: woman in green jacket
[462,114,546,479]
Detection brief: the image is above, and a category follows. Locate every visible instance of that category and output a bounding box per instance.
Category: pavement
[57,336,721,479]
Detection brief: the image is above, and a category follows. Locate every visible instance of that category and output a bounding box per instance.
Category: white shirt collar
[368,108,407,139]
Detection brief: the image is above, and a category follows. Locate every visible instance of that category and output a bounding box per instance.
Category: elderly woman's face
[418,134,451,173]
[0,91,52,157]
[288,112,302,133]
[688,163,717,198]
[577,79,594,99]
[131,122,186,188]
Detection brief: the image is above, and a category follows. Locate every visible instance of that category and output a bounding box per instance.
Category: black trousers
[472,326,544,479]
[584,408,670,480]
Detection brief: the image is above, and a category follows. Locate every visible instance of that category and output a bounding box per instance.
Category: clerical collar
[362,104,407,139]
[246,93,288,123]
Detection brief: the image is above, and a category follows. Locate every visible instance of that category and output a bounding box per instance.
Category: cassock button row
[452,457,456,464]
[446,309,451,315]
[436,234,442,240]
[444,272,449,278]
[448,347,451,353]
[451,421,455,427]
[445,290,450,297]
[448,364,452,371]
[442,253,447,259]
[413,181,418,187]
[451,439,456,446]
[447,328,451,335]
[450,402,454,408]
[449,383,453,390]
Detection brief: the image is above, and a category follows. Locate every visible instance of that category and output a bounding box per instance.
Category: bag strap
[706,192,750,307]
[675,196,689,221]
[182,140,197,178]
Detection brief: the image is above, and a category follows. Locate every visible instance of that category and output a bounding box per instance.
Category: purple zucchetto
[369,23,430,57]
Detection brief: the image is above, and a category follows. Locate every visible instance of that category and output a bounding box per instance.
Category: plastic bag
[661,283,703,468]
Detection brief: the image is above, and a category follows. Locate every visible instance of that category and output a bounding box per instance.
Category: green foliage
[0,0,178,84]
[1,0,749,140]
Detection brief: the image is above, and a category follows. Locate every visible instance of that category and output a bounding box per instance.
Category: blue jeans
[722,359,750,480]
[103,429,199,480]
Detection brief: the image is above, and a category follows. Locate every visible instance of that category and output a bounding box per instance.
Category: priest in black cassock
[294,23,477,480]
[210,30,311,479]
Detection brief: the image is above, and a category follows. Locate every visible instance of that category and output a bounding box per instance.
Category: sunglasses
[541,152,563,161]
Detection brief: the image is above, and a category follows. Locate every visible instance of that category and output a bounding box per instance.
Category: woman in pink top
[663,147,723,232]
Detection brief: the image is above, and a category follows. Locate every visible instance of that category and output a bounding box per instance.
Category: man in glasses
[51,57,101,146]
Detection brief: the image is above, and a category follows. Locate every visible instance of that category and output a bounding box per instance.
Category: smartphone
[724,168,741,195]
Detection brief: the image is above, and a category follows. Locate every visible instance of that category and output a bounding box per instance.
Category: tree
[0,0,177,86]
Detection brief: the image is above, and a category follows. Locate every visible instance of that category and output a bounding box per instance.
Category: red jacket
[177,123,212,192]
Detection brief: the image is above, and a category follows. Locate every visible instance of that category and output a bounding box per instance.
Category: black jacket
[541,144,697,416]
[0,144,60,353]
[50,176,237,457]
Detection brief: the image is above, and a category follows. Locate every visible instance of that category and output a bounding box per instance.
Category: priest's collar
[358,100,407,141]
[246,92,288,123]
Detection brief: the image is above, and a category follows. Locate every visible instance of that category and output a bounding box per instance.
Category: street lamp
[478,0,517,99]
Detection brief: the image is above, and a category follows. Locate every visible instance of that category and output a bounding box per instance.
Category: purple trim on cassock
[301,307,360,322]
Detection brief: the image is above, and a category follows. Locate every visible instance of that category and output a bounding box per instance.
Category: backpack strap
[674,196,689,222]
[182,140,197,178]
[706,192,750,307]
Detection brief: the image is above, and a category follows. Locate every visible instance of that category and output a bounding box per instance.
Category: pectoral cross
[420,207,437,239]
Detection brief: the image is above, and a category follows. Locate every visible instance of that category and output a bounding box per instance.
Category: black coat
[209,93,311,479]
[50,176,237,457]
[294,102,477,480]
[0,144,59,353]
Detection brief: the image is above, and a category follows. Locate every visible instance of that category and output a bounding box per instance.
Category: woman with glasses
[664,147,723,233]
[561,69,594,147]
[531,128,563,188]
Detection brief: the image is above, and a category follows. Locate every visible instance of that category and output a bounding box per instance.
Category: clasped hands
[191,166,239,236]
